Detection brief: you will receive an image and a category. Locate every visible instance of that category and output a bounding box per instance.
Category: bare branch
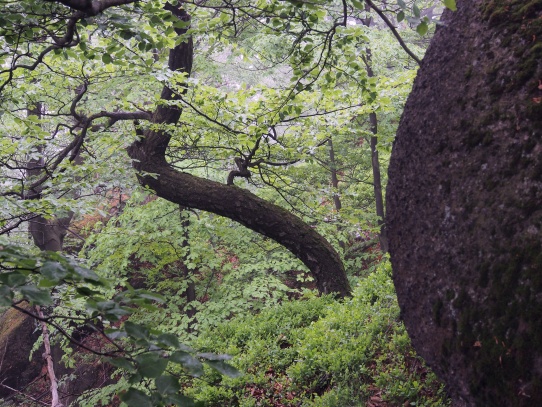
[364,0,421,65]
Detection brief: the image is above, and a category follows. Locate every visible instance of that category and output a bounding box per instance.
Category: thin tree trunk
[24,104,72,405]
[327,138,345,250]
[26,102,74,251]
[368,111,388,252]
[179,206,197,331]
[36,306,64,407]
[360,10,388,253]
[327,138,342,213]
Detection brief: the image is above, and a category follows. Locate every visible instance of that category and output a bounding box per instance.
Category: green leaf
[38,278,59,288]
[150,15,163,26]
[4,272,27,287]
[0,285,12,306]
[135,353,168,378]
[119,30,133,40]
[155,374,181,395]
[156,333,180,348]
[442,0,457,11]
[107,357,136,372]
[75,286,101,296]
[134,290,165,303]
[204,360,242,378]
[416,21,429,35]
[104,306,132,321]
[170,351,204,377]
[41,261,68,282]
[120,388,153,407]
[172,19,190,29]
[397,0,406,9]
[397,11,405,22]
[197,352,231,361]
[166,394,196,407]
[19,285,52,305]
[128,372,143,385]
[413,4,421,17]
[124,321,150,340]
[72,265,101,283]
[352,0,365,10]
[102,53,112,64]
[105,328,127,340]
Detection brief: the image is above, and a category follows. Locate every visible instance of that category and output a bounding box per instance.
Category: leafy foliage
[188,260,450,406]
[0,242,240,406]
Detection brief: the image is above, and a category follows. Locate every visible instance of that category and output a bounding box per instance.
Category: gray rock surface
[386,1,542,405]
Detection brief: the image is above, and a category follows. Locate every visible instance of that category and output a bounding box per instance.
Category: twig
[0,383,49,406]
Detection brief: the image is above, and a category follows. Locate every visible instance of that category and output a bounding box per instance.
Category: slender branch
[364,0,421,65]
[341,0,348,26]
[11,304,123,357]
[0,383,49,406]
[0,214,40,235]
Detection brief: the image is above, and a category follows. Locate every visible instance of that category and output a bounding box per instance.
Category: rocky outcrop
[386,0,542,405]
[0,308,43,402]
[0,307,112,406]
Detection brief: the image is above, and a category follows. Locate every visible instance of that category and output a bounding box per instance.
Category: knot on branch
[227,157,251,186]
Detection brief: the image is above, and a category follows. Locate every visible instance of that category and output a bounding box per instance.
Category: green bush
[187,260,451,406]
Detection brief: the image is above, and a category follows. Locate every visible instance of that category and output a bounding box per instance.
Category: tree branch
[364,0,421,65]
[127,3,351,296]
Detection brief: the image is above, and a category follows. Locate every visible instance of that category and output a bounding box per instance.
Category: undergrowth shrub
[188,260,451,406]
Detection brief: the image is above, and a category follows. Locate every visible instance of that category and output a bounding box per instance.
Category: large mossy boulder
[386,0,542,406]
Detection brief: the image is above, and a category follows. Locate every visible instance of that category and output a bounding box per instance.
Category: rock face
[386,1,542,406]
[0,308,43,400]
[0,307,113,405]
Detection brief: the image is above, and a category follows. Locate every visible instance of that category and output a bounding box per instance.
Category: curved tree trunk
[387,1,542,405]
[127,4,351,297]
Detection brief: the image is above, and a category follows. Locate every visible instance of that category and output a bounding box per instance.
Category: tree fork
[128,2,351,297]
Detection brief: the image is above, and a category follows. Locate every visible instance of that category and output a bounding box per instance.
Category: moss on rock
[0,307,43,399]
[387,0,542,405]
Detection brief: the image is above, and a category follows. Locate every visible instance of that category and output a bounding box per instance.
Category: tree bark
[128,3,351,297]
[360,10,388,253]
[26,103,74,252]
[387,0,542,405]
[327,138,342,213]
[28,215,73,252]
[36,306,64,407]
